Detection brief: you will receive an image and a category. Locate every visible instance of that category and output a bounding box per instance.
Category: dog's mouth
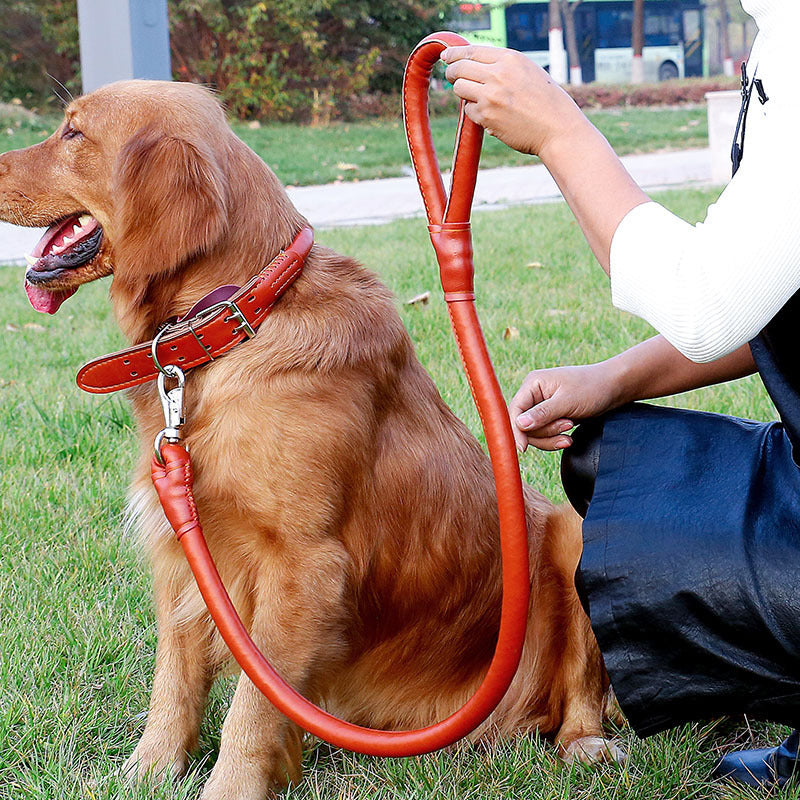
[24,213,104,314]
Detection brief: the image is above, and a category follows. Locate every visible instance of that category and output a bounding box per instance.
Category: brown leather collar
[77,226,314,394]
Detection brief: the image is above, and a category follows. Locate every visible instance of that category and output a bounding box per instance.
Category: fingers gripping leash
[149,31,531,756]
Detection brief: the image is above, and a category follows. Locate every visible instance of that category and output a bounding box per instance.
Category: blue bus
[451,1,706,82]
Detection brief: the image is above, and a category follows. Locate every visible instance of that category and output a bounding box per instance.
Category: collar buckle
[221,299,257,338]
[184,297,256,339]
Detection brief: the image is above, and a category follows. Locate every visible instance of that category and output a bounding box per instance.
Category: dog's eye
[61,123,83,141]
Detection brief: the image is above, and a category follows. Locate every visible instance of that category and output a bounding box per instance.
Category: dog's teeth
[72,223,82,235]
[62,235,74,246]
[25,254,38,266]
[78,214,92,226]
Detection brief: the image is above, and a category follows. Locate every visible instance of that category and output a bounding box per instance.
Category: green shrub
[568,76,740,109]
[1,0,458,120]
[0,0,80,109]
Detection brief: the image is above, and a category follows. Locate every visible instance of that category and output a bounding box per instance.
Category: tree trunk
[560,0,583,85]
[548,0,567,84]
[719,0,735,76]
[632,0,645,83]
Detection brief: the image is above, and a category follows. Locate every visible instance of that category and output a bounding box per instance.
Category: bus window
[645,8,682,46]
[505,3,548,53]
[683,7,703,77]
[596,7,632,50]
[450,3,492,32]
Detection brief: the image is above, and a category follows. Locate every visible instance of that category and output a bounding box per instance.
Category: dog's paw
[560,735,627,765]
[201,750,300,800]
[200,763,270,800]
[123,736,188,785]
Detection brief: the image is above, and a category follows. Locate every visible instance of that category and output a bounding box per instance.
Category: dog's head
[0,81,256,315]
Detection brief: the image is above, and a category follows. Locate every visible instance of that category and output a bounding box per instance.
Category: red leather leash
[76,226,314,394]
[146,31,530,756]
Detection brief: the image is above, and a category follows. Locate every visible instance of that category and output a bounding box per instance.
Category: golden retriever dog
[0,81,622,798]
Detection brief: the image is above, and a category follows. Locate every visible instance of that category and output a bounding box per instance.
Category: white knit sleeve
[609,103,800,363]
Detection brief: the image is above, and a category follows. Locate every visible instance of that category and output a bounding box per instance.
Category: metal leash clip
[152,326,187,465]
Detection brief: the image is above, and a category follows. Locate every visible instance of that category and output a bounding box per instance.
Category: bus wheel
[658,61,679,81]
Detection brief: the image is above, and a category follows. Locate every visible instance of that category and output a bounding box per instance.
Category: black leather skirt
[580,403,800,737]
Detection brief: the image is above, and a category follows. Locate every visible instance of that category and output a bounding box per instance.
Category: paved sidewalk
[0,147,715,265]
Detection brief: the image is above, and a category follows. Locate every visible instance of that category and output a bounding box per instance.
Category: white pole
[77,0,171,94]
[549,27,568,84]
[632,54,645,83]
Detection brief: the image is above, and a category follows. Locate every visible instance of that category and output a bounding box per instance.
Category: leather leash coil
[150,31,530,756]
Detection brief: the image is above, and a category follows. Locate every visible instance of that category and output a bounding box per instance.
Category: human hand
[441,44,585,158]
[509,363,623,452]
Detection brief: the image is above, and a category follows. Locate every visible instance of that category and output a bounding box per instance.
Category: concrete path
[0,147,715,265]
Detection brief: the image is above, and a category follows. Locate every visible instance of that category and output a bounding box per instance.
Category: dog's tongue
[24,281,77,314]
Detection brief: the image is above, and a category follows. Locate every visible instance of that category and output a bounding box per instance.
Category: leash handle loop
[402,33,484,297]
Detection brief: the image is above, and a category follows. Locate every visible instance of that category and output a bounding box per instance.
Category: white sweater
[609,0,800,363]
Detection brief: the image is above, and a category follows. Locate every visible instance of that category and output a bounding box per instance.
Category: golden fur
[0,80,620,799]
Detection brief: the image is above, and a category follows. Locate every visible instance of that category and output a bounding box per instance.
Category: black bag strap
[731,61,768,176]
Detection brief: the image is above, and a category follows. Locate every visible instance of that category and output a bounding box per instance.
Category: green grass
[0,105,707,186]
[0,188,790,800]
[0,106,61,150]
[235,106,708,186]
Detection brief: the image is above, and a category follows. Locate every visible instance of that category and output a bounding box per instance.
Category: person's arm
[509,336,756,452]
[443,45,800,365]
[442,45,647,272]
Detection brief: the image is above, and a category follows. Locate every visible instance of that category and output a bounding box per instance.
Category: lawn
[0,188,791,800]
[0,104,708,187]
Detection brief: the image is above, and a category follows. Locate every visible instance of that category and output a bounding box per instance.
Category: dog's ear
[112,127,227,277]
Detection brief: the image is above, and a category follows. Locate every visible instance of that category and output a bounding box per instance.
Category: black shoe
[712,730,800,788]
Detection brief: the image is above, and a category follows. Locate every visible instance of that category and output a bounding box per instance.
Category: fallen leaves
[5,322,45,332]
[503,326,520,340]
[405,291,430,306]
